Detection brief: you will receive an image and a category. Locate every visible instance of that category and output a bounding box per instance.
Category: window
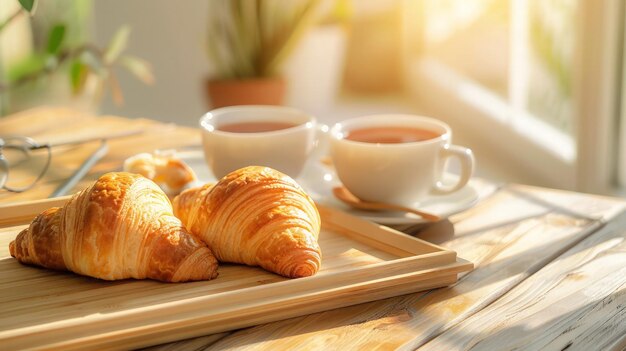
[403,0,624,194]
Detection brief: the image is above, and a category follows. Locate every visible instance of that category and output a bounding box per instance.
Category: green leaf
[69,60,89,94]
[6,54,46,83]
[46,24,66,55]
[18,0,35,12]
[104,26,131,64]
[120,55,155,85]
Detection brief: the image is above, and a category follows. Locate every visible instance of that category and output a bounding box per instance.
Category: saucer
[296,161,482,225]
[175,149,484,226]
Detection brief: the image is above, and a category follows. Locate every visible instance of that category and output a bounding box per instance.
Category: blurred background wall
[94,1,209,126]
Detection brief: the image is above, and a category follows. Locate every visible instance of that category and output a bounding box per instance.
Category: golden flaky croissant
[173,166,322,278]
[9,172,218,282]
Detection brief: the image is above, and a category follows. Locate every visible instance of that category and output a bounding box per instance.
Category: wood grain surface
[2,108,626,351]
[420,204,626,350]
[163,185,623,351]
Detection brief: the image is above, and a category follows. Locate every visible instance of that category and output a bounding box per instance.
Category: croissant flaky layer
[9,172,219,282]
[174,166,322,278]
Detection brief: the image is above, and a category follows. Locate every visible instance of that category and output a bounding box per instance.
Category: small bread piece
[123,151,197,195]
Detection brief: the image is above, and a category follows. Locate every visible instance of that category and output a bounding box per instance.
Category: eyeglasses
[0,136,52,192]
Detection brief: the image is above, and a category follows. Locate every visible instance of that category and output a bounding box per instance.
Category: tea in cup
[200,105,317,179]
[330,114,475,206]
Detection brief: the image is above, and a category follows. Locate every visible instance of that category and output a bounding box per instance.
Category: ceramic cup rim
[199,105,316,138]
[330,114,451,147]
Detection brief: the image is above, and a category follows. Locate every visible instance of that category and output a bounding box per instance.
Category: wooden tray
[0,197,472,351]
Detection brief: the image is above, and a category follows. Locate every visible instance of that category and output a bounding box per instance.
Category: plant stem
[0,8,24,33]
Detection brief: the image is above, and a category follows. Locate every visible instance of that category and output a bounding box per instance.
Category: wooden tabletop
[2,108,626,350]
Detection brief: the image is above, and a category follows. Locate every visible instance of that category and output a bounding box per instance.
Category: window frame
[403,0,624,194]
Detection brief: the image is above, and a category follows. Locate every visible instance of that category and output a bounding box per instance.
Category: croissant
[173,166,322,278]
[9,172,218,282]
[123,151,197,195]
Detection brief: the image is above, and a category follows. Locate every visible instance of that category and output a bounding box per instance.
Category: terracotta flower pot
[205,77,286,109]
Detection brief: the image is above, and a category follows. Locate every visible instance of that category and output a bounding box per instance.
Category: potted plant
[205,0,320,108]
[0,0,154,116]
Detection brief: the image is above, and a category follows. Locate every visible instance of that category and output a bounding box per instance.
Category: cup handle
[432,144,475,195]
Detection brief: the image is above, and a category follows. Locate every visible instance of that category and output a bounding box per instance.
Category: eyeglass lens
[0,137,52,192]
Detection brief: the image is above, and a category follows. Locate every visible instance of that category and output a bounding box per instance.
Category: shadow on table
[410,219,456,245]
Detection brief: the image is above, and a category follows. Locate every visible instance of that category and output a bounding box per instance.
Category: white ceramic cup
[200,105,317,179]
[330,115,475,206]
